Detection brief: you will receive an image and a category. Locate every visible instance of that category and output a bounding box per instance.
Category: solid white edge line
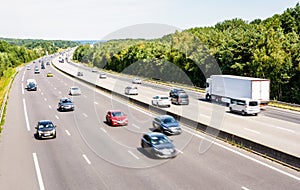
[182,128,300,181]
[128,150,140,160]
[82,154,91,165]
[21,83,24,94]
[23,98,30,131]
[65,130,71,136]
[32,153,45,190]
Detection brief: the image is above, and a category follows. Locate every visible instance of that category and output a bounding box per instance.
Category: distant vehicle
[46,62,50,65]
[152,115,182,135]
[229,98,260,116]
[58,98,74,111]
[151,95,171,107]
[91,68,97,72]
[77,71,83,76]
[47,72,53,77]
[35,120,56,139]
[125,86,138,95]
[34,68,40,74]
[205,75,270,107]
[105,110,128,126]
[26,65,31,70]
[132,78,142,84]
[69,86,81,96]
[41,64,45,69]
[141,132,177,158]
[169,88,189,105]
[26,79,37,91]
[99,73,107,79]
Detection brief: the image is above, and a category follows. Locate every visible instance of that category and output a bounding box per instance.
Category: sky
[0,0,299,40]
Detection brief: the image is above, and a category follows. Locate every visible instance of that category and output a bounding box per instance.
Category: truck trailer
[205,75,270,106]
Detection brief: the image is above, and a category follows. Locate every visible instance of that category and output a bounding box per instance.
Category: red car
[106,110,128,126]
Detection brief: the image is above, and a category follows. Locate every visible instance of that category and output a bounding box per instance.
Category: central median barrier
[51,60,300,171]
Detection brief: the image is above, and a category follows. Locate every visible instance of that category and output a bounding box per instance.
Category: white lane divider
[132,124,140,129]
[58,91,62,94]
[83,113,88,118]
[176,148,183,154]
[55,115,59,120]
[275,126,295,133]
[54,87,57,90]
[100,128,107,133]
[23,98,30,131]
[21,72,25,82]
[21,83,24,95]
[244,128,260,135]
[48,105,52,109]
[65,130,71,136]
[241,186,250,190]
[32,153,45,190]
[41,92,44,96]
[128,150,140,160]
[44,98,47,101]
[94,101,99,105]
[82,154,91,165]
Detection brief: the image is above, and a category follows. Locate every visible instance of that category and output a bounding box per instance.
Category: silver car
[125,86,138,95]
[69,86,81,95]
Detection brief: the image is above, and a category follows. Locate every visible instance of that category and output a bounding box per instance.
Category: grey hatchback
[153,115,182,135]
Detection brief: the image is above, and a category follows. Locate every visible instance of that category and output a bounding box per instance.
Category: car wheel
[242,110,245,116]
[141,142,144,148]
[167,105,171,108]
[229,107,232,112]
[254,113,258,116]
[53,133,56,139]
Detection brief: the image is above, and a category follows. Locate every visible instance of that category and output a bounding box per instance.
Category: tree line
[73,3,300,104]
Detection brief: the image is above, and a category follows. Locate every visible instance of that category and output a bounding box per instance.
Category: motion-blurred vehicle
[26,79,37,91]
[141,132,177,158]
[132,78,142,84]
[125,86,138,95]
[58,98,74,111]
[105,110,128,126]
[26,65,31,70]
[69,86,81,95]
[92,68,98,72]
[77,71,83,76]
[47,72,53,77]
[151,95,171,107]
[153,115,182,135]
[99,73,107,79]
[34,67,40,74]
[169,88,189,105]
[35,120,56,139]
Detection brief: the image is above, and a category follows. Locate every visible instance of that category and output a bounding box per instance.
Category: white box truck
[205,75,270,106]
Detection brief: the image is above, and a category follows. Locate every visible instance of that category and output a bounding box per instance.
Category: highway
[0,57,299,189]
[53,55,300,158]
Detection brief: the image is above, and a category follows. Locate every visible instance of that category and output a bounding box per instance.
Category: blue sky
[0,0,298,40]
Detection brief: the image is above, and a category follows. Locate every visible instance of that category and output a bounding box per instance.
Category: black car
[141,132,177,158]
[58,98,74,111]
[152,115,182,135]
[35,120,56,139]
[27,82,37,91]
[169,88,189,105]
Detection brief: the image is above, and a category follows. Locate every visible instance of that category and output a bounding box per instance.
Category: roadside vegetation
[73,3,300,104]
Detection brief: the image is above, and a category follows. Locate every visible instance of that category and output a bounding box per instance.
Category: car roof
[146,132,166,138]
[156,115,174,120]
[38,120,53,124]
[60,97,71,100]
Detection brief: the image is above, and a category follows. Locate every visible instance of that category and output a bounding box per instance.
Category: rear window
[249,101,258,106]
[160,97,169,100]
[179,93,188,98]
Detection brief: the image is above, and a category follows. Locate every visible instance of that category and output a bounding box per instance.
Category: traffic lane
[0,68,39,190]
[262,107,300,124]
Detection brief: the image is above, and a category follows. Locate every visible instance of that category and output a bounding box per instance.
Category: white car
[132,78,142,84]
[152,95,171,107]
[69,86,81,95]
[99,73,107,79]
[125,86,138,95]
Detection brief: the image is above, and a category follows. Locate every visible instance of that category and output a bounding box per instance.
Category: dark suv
[169,88,189,105]
[152,115,182,135]
[58,98,74,111]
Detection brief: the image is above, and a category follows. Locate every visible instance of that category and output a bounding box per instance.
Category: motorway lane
[1,61,299,190]
[53,57,300,158]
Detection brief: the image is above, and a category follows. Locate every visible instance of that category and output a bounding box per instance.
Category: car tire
[141,142,144,148]
[242,110,246,116]
[229,107,232,112]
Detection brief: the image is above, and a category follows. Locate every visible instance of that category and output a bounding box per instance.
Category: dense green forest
[73,4,300,104]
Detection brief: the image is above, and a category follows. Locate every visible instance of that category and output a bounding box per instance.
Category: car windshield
[72,87,79,90]
[62,99,72,103]
[179,93,188,98]
[163,117,176,124]
[38,123,54,129]
[249,101,258,106]
[112,112,123,117]
[151,136,170,145]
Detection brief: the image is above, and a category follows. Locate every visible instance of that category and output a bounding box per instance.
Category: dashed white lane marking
[55,115,59,120]
[54,87,57,90]
[241,187,250,190]
[82,154,91,165]
[244,128,260,135]
[44,98,47,101]
[128,150,140,160]
[48,105,52,109]
[176,148,183,154]
[21,83,24,94]
[65,130,71,136]
[100,128,107,133]
[64,83,68,86]
[41,92,44,96]
[94,101,99,105]
[275,126,295,133]
[21,72,25,82]
[38,89,41,92]
[58,91,62,94]
[22,98,30,131]
[83,95,87,98]
[132,124,140,129]
[32,153,45,190]
[83,113,88,117]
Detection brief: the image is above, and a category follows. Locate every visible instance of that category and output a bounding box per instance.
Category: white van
[229,98,260,116]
